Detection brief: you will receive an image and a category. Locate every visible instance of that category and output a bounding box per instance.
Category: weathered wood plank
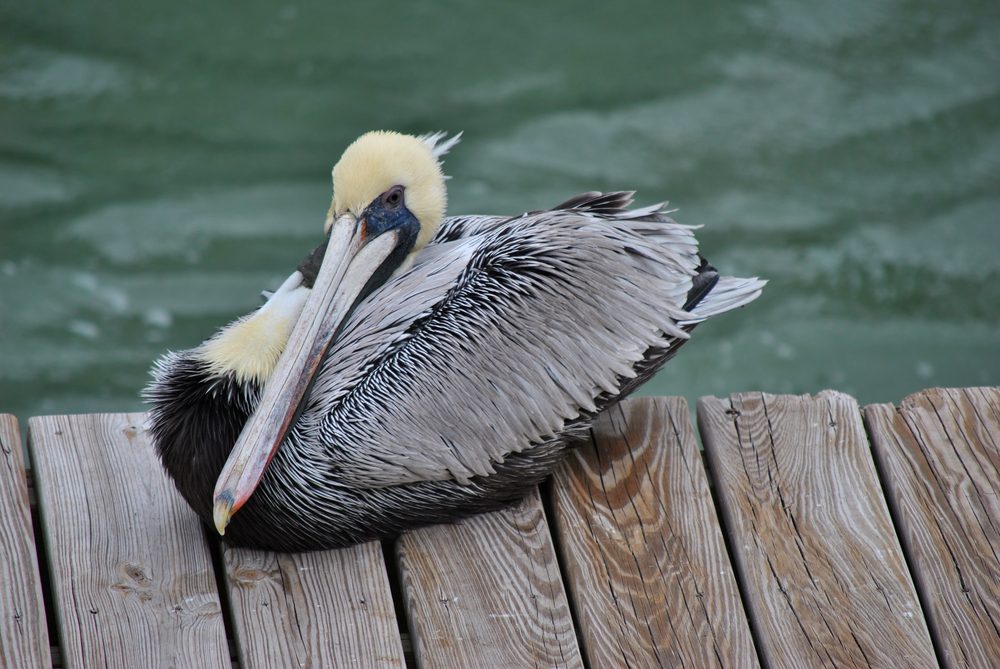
[865,387,1000,668]
[397,488,582,669]
[698,391,937,669]
[27,414,229,668]
[224,541,404,668]
[550,397,759,668]
[0,415,51,668]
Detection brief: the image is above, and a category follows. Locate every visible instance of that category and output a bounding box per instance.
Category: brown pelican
[145,131,764,551]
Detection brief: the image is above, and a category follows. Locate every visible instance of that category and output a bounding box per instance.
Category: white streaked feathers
[295,204,763,487]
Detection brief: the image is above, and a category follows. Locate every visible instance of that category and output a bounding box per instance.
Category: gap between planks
[865,387,1000,668]
[27,413,230,668]
[0,415,52,668]
[698,391,938,669]
[397,487,583,669]
[549,397,758,668]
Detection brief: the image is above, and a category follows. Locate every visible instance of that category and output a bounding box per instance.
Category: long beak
[212,215,400,535]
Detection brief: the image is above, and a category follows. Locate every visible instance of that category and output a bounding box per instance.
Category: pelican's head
[325,130,450,257]
[211,130,459,536]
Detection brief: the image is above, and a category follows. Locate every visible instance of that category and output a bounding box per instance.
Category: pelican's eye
[383,185,404,210]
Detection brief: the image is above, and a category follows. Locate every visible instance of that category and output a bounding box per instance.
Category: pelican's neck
[198,272,309,386]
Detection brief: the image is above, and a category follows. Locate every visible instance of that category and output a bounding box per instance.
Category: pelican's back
[293,192,764,490]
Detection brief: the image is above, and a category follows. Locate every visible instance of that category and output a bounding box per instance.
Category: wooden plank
[698,391,937,669]
[27,414,229,668]
[397,488,582,669]
[865,387,1000,668]
[550,397,759,668]
[224,541,404,668]
[0,415,51,668]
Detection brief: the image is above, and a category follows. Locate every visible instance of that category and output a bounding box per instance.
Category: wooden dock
[1,387,998,668]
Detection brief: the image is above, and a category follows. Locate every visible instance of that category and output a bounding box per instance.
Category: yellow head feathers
[327,131,451,253]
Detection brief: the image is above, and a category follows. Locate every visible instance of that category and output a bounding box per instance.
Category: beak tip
[213,494,235,536]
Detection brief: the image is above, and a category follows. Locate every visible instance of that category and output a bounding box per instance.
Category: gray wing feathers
[304,202,758,488]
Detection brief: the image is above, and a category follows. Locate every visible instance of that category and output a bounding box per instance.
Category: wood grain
[550,397,758,668]
[27,413,229,668]
[397,488,582,669]
[224,541,404,668]
[0,415,51,668]
[698,391,936,669]
[865,387,1000,668]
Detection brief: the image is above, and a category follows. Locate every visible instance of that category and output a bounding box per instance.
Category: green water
[2,1,998,422]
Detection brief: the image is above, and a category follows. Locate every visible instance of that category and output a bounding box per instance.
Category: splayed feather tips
[417,131,463,162]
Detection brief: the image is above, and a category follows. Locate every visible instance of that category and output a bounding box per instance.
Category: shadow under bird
[144,131,764,552]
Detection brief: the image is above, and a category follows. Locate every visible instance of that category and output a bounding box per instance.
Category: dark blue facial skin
[356,185,420,302]
[292,185,420,293]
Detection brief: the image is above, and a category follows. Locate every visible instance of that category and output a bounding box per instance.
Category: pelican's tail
[547,191,766,323]
[680,270,766,325]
